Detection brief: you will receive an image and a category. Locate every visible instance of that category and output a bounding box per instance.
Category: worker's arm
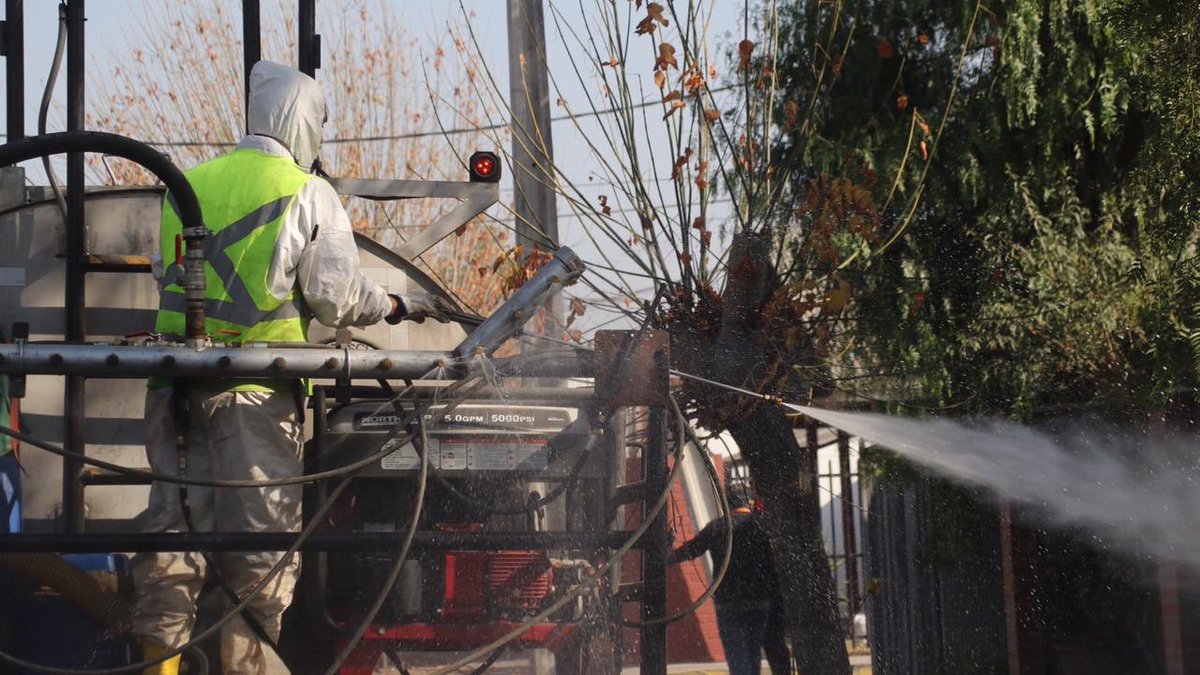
[668,522,715,563]
[277,178,394,328]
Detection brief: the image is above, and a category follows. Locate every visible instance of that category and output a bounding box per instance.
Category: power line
[0,86,736,149]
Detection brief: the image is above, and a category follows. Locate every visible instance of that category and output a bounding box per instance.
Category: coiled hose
[0,553,132,635]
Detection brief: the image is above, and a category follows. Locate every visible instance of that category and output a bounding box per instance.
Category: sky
[0,0,746,327]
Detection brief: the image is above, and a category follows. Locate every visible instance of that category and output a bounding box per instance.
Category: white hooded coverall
[132,61,393,675]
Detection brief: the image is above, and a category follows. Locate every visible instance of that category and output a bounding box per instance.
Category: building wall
[619,450,724,666]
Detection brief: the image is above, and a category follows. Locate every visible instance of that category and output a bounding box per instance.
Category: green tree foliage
[776,0,1200,418]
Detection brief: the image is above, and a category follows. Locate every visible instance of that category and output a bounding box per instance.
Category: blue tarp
[0,328,18,533]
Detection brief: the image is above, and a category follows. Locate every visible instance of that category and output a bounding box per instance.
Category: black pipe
[0,531,635,553]
[63,0,85,533]
[0,131,208,338]
[242,0,260,130]
[4,0,23,141]
[79,471,150,487]
[0,132,206,266]
[639,407,668,674]
[297,0,318,77]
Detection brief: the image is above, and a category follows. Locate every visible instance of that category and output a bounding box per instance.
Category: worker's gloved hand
[387,292,455,324]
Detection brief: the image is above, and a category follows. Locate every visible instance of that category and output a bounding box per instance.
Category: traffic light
[468,151,501,183]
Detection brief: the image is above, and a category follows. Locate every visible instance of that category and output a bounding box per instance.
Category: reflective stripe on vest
[155,149,316,344]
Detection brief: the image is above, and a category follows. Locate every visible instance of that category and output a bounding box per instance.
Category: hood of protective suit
[247,61,325,169]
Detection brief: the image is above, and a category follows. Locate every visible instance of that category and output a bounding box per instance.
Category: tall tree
[775,0,1200,418]
[451,1,882,670]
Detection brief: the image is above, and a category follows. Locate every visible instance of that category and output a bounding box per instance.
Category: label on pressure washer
[466,438,549,471]
[379,436,429,470]
[354,413,406,430]
[438,439,468,470]
[352,406,572,432]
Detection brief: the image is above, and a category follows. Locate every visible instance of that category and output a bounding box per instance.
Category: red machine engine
[443,549,553,620]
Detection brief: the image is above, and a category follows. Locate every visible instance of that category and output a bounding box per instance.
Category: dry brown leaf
[671,148,694,181]
[661,90,685,119]
[694,160,710,190]
[737,39,755,70]
[682,68,706,95]
[655,43,678,71]
[636,2,669,35]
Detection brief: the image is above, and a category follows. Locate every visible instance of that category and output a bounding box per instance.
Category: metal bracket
[7,321,25,399]
[594,330,670,407]
[329,178,499,260]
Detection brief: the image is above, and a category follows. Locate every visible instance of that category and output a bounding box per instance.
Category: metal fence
[725,427,867,644]
[863,472,1008,674]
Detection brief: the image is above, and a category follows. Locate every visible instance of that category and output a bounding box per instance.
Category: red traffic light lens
[468,151,502,183]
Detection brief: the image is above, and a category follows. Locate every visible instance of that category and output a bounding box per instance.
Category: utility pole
[507,14,565,675]
[506,0,562,332]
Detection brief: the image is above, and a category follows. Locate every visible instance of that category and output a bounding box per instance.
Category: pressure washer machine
[290,396,613,669]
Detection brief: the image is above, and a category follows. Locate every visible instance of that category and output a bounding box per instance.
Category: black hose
[0,379,484,674]
[382,646,412,675]
[0,130,209,340]
[179,489,290,668]
[182,646,209,675]
[0,391,450,489]
[38,4,68,223]
[0,131,202,235]
[320,411,432,675]
[465,645,506,674]
[621,396,733,628]
[0,366,481,489]
[425,430,688,675]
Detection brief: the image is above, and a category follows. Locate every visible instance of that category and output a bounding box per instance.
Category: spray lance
[452,246,585,362]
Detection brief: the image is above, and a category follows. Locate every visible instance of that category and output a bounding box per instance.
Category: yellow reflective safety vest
[155,148,317,391]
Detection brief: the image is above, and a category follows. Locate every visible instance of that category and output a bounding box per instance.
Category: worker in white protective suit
[132,60,454,675]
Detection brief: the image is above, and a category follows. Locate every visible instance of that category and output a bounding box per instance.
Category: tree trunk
[693,231,848,673]
[731,404,850,675]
